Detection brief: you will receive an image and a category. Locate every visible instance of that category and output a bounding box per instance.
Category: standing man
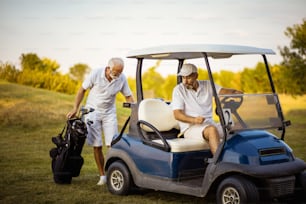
[67,57,134,185]
[172,63,242,155]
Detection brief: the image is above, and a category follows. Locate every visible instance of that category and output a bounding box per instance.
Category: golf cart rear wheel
[107,161,132,195]
[216,175,259,204]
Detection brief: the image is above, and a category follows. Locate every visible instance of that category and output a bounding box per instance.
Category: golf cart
[105,44,306,203]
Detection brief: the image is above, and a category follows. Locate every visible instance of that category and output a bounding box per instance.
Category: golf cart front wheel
[216,175,259,204]
[107,161,132,195]
[295,171,306,202]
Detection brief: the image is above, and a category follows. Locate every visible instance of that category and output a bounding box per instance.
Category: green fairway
[0,81,305,203]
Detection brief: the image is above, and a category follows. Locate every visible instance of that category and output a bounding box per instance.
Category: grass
[0,80,305,203]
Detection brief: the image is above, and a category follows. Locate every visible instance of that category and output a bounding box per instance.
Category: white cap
[178,63,198,76]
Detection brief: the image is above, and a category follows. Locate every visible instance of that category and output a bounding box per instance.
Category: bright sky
[1,0,305,77]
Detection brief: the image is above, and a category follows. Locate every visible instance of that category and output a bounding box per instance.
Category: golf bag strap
[59,124,66,137]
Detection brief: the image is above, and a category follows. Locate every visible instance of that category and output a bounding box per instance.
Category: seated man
[171,63,242,155]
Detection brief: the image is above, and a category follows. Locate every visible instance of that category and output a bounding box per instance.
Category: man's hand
[193,116,205,124]
[66,109,77,119]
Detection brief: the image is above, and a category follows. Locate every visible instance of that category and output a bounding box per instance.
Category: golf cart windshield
[218,94,283,132]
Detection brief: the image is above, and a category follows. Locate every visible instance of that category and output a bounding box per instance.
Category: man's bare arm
[173,109,204,124]
[219,88,243,95]
[67,87,86,118]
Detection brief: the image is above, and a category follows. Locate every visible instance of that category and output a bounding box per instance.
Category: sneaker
[97,176,107,186]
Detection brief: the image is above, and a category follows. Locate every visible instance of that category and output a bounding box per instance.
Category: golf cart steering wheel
[220,95,244,112]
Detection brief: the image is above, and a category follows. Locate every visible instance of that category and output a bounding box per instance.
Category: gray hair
[108,57,124,69]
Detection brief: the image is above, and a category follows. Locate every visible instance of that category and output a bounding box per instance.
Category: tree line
[1,19,305,99]
[0,53,90,95]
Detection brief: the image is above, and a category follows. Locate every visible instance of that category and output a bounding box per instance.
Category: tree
[41,57,60,73]
[20,53,60,73]
[69,63,90,81]
[278,19,306,95]
[269,64,291,94]
[215,70,236,89]
[20,53,42,71]
[142,62,164,98]
[0,62,19,82]
[162,75,176,100]
[240,63,271,93]
[197,68,209,80]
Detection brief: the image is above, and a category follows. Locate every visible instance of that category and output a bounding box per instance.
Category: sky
[0,0,305,77]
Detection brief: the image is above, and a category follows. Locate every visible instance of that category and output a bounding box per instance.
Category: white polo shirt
[171,80,221,131]
[82,67,132,115]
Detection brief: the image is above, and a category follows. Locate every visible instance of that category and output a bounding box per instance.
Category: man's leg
[203,125,220,155]
[93,146,105,176]
[94,146,107,185]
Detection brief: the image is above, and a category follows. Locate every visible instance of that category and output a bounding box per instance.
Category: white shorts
[184,119,223,141]
[85,111,118,147]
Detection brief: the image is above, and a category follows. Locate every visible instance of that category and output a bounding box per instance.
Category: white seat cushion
[152,138,210,152]
[138,98,179,132]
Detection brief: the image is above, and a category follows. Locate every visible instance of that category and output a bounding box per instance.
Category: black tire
[106,161,132,195]
[216,175,260,204]
[295,171,306,202]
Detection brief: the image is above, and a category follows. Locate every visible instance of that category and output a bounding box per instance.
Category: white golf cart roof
[127,44,275,60]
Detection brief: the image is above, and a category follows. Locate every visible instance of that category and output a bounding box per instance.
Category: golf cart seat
[138,98,179,132]
[138,98,209,152]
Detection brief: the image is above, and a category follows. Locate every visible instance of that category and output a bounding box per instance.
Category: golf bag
[49,118,87,184]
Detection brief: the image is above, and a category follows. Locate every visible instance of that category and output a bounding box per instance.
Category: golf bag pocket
[67,155,84,177]
[51,146,72,184]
